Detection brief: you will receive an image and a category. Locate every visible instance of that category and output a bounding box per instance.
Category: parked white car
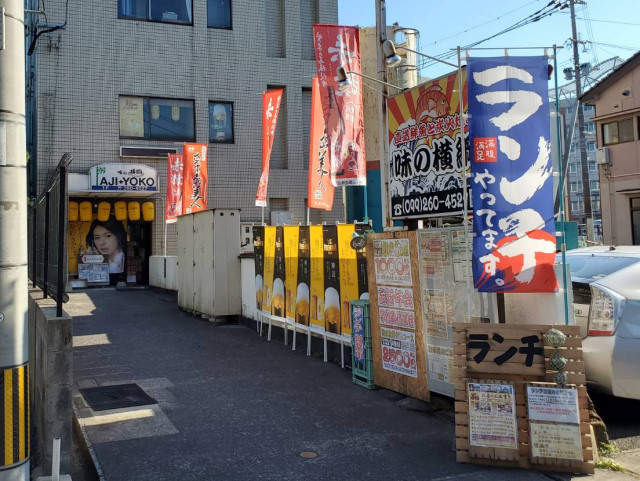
[560,246,640,400]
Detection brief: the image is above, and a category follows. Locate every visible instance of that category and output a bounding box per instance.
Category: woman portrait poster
[84,217,127,275]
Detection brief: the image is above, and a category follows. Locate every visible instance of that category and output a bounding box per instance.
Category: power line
[575,16,640,26]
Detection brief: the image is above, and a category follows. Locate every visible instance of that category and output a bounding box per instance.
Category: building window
[589,161,597,172]
[603,118,634,145]
[119,96,195,141]
[571,200,583,214]
[266,0,286,58]
[592,198,601,212]
[118,0,193,24]
[300,0,319,60]
[569,163,578,174]
[570,181,581,193]
[590,180,599,191]
[209,102,234,143]
[587,141,596,152]
[583,104,595,112]
[585,122,595,133]
[207,0,231,29]
[632,198,640,245]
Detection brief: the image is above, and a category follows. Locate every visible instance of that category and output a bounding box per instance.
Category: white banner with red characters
[165,153,184,223]
[313,24,367,187]
[307,77,335,210]
[182,143,208,215]
[255,89,284,207]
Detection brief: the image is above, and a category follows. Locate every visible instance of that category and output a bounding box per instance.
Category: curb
[72,405,106,481]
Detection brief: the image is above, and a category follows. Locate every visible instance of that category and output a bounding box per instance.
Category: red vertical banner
[255,89,284,207]
[313,24,366,187]
[165,154,184,223]
[307,77,335,211]
[182,143,208,214]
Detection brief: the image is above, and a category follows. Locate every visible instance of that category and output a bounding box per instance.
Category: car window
[558,255,640,281]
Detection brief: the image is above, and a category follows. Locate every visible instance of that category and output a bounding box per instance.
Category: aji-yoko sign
[91,163,158,192]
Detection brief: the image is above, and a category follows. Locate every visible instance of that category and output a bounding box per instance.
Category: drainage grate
[80,383,158,412]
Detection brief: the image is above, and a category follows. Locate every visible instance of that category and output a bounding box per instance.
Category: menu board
[527,386,580,424]
[78,263,109,284]
[530,422,583,460]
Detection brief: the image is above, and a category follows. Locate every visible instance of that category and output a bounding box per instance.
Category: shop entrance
[126,221,152,285]
[68,198,156,288]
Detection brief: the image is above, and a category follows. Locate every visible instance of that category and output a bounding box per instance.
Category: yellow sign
[262,226,276,313]
[283,226,299,319]
[309,225,325,329]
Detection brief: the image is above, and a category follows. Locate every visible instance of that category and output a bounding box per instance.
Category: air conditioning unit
[596,147,610,165]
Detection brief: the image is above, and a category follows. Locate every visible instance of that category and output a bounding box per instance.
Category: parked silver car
[560,246,640,400]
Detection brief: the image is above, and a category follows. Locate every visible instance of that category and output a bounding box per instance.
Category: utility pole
[0,0,30,479]
[375,0,391,229]
[569,0,593,241]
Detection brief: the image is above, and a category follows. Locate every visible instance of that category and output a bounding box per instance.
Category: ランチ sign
[90,163,158,191]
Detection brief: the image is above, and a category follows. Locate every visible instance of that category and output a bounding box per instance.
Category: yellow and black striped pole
[1,365,29,471]
[0,0,30,479]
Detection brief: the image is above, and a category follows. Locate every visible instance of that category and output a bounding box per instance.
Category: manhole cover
[299,451,318,459]
[80,383,157,412]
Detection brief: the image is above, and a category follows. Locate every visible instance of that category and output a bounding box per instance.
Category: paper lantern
[97,201,111,221]
[128,201,141,221]
[142,201,155,221]
[171,105,180,122]
[151,104,160,120]
[79,201,93,222]
[68,201,79,222]
[114,201,127,221]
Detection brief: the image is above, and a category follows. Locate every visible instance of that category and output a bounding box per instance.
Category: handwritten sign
[530,422,583,460]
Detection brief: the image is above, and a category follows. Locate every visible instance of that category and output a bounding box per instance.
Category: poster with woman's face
[86,218,127,274]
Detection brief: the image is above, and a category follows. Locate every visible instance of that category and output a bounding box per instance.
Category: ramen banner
[467,56,557,293]
[182,143,208,214]
[387,70,469,220]
[254,225,369,336]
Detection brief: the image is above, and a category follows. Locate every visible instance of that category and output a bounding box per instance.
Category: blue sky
[338,0,640,81]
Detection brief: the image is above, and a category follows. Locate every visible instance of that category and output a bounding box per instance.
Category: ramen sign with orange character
[387,69,470,220]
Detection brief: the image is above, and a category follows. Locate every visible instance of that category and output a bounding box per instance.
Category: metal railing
[28,154,71,316]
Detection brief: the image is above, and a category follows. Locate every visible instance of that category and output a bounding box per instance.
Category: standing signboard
[387,70,468,220]
[366,232,428,401]
[452,323,594,474]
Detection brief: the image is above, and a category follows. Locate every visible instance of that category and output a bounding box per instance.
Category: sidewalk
[67,289,625,481]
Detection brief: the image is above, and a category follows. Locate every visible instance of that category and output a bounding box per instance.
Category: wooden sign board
[452,323,593,474]
[366,231,429,401]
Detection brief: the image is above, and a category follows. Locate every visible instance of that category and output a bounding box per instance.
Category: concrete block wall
[28,287,73,475]
[34,0,343,257]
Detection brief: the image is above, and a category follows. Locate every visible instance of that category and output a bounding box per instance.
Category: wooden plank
[452,323,581,336]
[366,232,429,402]
[466,361,545,376]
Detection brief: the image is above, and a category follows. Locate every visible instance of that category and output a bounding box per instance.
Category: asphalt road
[591,391,640,452]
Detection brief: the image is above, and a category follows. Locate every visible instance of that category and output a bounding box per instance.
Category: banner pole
[553,45,570,326]
[162,197,167,257]
[342,186,347,223]
[458,46,473,323]
[307,207,310,226]
[363,185,369,223]
[261,206,265,226]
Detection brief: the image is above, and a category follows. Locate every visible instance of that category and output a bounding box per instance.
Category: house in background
[581,51,640,245]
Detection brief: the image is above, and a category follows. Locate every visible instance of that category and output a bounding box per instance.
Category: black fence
[28,154,71,316]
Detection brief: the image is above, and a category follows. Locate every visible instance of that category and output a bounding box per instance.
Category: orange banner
[182,143,208,214]
[313,24,366,187]
[307,77,334,211]
[255,89,284,207]
[165,153,184,223]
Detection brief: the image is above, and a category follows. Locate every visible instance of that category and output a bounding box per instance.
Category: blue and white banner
[467,56,557,293]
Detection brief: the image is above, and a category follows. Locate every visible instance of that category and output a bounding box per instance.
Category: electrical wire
[417,0,569,71]
[28,0,69,56]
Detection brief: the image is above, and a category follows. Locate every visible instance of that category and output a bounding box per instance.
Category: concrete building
[581,51,640,245]
[26,0,342,285]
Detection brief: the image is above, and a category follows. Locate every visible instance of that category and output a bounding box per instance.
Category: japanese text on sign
[381,327,417,378]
